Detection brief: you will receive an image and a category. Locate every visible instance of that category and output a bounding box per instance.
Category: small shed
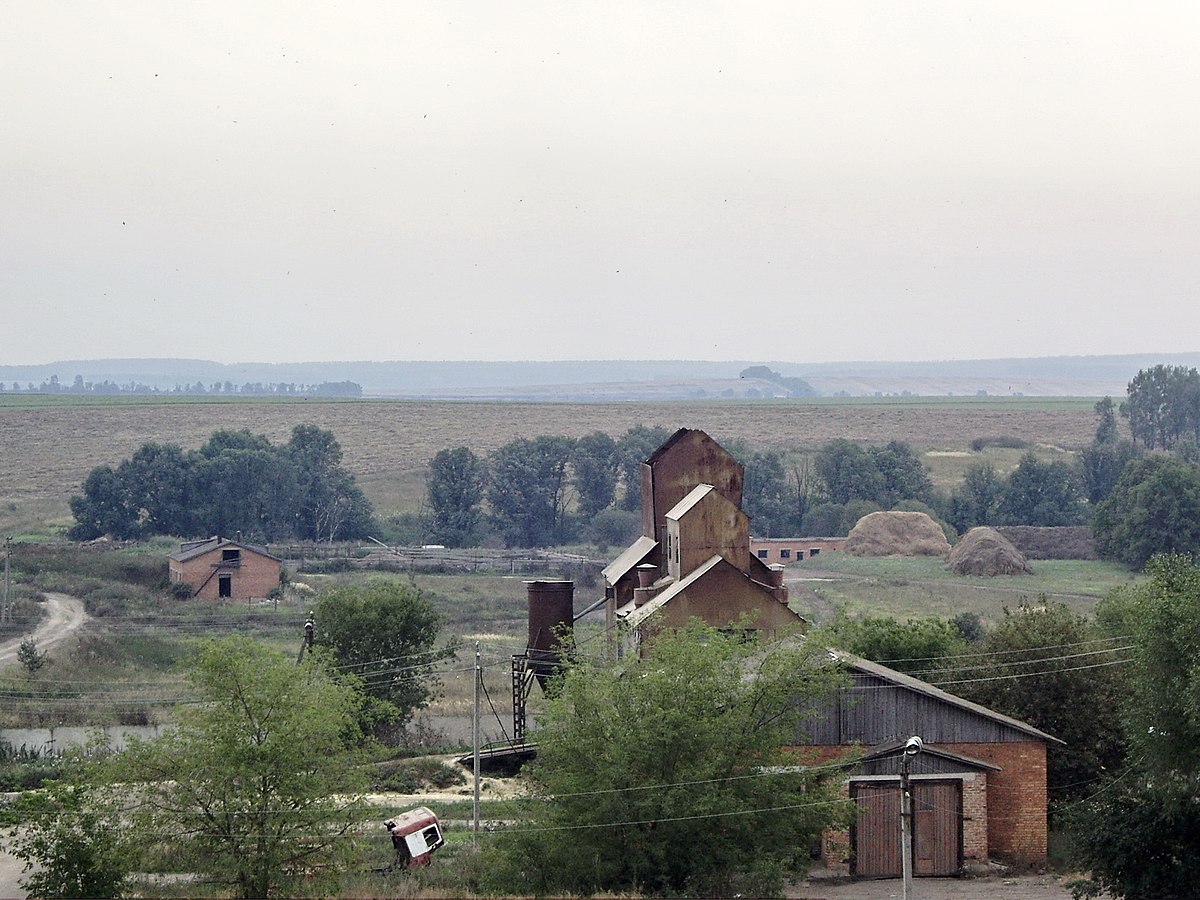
[167,536,281,600]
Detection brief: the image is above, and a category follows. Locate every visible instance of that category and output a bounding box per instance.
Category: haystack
[844,511,951,557]
[948,527,1033,576]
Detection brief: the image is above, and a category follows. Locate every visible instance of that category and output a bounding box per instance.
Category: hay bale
[948,527,1033,576]
[993,525,1097,560]
[844,511,951,557]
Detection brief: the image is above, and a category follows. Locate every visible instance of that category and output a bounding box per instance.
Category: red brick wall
[171,550,280,600]
[961,774,988,865]
[950,741,1047,865]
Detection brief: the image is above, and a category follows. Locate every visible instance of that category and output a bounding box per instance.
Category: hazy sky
[4,2,1198,365]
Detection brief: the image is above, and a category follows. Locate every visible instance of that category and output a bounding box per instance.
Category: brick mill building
[167,536,281,600]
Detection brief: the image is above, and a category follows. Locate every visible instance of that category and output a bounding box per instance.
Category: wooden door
[852,783,902,877]
[852,780,961,878]
[913,781,961,876]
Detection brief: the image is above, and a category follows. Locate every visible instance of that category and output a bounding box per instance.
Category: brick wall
[961,773,988,865]
[950,741,1047,865]
[174,551,281,600]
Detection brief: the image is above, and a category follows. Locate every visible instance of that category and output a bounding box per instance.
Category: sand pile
[844,511,951,557]
[948,527,1033,576]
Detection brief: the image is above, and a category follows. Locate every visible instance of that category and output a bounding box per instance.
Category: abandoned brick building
[167,536,281,600]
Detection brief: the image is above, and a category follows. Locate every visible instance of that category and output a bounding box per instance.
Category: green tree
[995,452,1086,526]
[315,581,444,729]
[17,638,46,674]
[481,624,849,897]
[951,603,1125,804]
[288,424,374,542]
[116,637,368,899]
[426,446,486,546]
[1071,555,1200,897]
[867,440,933,506]
[5,774,133,899]
[615,425,673,511]
[740,448,793,536]
[815,439,885,506]
[823,615,966,677]
[1093,455,1200,568]
[947,461,1002,533]
[1077,439,1138,506]
[487,435,576,546]
[1121,364,1200,450]
[67,464,140,540]
[571,431,620,519]
[1094,395,1118,445]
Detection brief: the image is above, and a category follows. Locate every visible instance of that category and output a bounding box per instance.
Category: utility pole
[472,641,481,847]
[2,536,11,626]
[901,736,923,900]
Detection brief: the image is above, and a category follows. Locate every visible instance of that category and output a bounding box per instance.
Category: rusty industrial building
[602,427,803,652]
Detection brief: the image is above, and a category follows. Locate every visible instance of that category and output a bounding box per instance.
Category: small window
[797,550,805,560]
[757,549,769,559]
[780,549,791,560]
[809,548,821,557]
[222,548,241,562]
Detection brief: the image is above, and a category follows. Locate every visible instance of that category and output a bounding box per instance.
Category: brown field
[0,396,1098,536]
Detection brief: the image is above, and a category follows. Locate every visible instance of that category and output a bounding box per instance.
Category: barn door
[913,781,961,876]
[852,783,902,877]
[218,574,232,598]
[852,780,961,878]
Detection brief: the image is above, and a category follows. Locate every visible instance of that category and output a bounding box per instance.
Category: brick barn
[798,651,1060,875]
[167,536,281,600]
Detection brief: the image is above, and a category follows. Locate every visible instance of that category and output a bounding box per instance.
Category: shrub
[970,435,1029,451]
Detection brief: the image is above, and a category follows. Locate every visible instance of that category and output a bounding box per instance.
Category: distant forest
[3,375,362,398]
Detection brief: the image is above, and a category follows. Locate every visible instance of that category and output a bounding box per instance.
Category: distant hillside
[2,354,1198,399]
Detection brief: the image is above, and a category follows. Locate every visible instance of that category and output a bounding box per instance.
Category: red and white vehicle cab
[384,806,445,868]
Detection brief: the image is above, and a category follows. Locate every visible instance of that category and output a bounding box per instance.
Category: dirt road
[0,593,87,669]
[787,872,1081,899]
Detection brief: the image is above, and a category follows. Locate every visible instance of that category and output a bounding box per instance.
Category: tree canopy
[69,425,373,542]
[482,624,849,897]
[314,581,445,730]
[115,637,368,899]
[1093,455,1200,568]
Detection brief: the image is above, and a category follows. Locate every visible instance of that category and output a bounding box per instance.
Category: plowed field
[0,397,1096,533]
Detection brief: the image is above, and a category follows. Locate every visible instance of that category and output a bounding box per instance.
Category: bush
[970,435,1029,451]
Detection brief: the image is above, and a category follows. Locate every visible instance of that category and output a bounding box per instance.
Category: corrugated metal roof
[601,535,657,587]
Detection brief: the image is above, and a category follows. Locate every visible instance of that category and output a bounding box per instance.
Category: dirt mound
[844,511,951,557]
[948,527,1033,576]
[993,526,1097,560]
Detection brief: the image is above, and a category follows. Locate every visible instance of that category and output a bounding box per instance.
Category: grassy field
[0,394,1102,538]
[789,551,1142,625]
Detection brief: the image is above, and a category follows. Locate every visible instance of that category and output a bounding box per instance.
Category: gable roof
[832,650,1062,744]
[602,535,658,587]
[857,738,1001,771]
[616,554,724,629]
[168,536,280,564]
[664,483,715,521]
[643,427,693,466]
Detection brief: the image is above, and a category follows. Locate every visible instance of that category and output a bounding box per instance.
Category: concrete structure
[167,536,281,600]
[796,652,1059,874]
[750,536,847,565]
[603,428,803,650]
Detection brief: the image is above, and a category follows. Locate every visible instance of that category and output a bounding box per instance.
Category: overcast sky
[4,2,1198,365]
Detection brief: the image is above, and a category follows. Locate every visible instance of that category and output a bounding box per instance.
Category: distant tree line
[415,368,1200,569]
[69,424,373,542]
[4,375,362,397]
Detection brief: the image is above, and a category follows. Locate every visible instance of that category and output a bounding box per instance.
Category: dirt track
[0,593,87,669]
[786,872,1080,899]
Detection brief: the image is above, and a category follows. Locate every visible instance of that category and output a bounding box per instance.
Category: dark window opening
[780,549,792,560]
[218,574,232,598]
[757,549,769,559]
[222,548,241,562]
[810,548,821,557]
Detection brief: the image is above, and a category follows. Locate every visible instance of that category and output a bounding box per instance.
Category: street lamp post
[901,736,923,900]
